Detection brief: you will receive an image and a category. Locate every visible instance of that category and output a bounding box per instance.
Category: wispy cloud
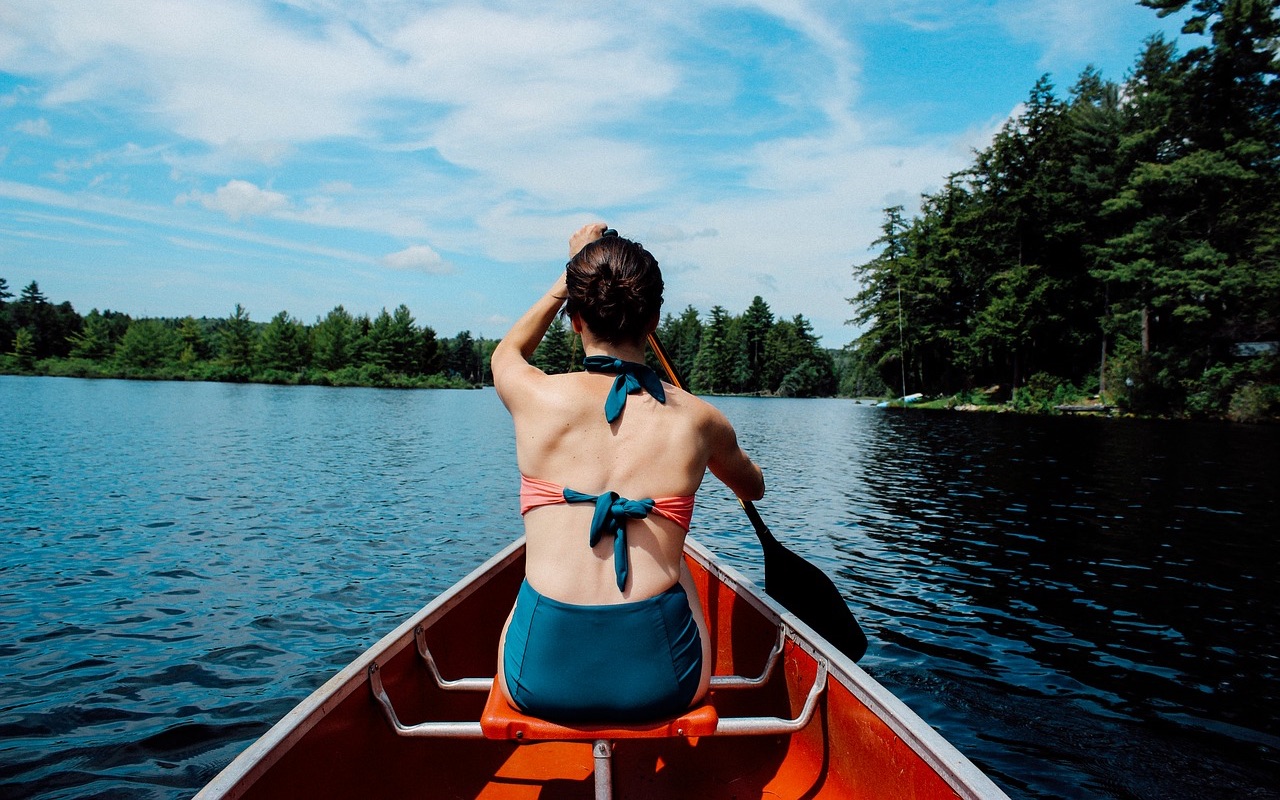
[0,0,1181,340]
[13,117,50,136]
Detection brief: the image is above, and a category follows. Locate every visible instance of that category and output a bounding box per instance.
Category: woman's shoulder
[504,369,609,420]
[664,384,728,423]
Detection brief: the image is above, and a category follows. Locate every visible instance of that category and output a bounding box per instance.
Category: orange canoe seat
[478,680,720,741]
[369,625,826,799]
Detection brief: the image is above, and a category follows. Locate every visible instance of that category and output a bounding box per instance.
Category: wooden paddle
[647,332,869,661]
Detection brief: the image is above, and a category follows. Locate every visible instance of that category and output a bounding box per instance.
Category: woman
[491,222,765,724]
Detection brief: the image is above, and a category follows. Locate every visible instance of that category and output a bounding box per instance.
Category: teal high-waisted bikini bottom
[502,579,703,723]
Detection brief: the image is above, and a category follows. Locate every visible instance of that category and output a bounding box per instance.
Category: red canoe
[196,537,1010,799]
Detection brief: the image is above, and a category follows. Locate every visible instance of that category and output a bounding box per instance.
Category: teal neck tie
[582,355,667,423]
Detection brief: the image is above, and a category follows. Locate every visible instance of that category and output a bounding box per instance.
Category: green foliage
[656,305,702,382]
[177,316,211,363]
[419,325,443,376]
[68,309,118,360]
[847,2,1280,418]
[834,346,889,398]
[1007,373,1089,414]
[312,305,356,371]
[533,316,576,374]
[691,306,742,393]
[114,319,182,371]
[366,305,421,374]
[218,304,257,369]
[440,330,484,385]
[1227,383,1279,423]
[1183,355,1280,417]
[0,284,498,390]
[739,296,774,392]
[11,328,36,370]
[259,311,310,372]
[4,281,82,360]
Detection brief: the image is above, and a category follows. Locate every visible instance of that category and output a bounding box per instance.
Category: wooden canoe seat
[479,680,719,742]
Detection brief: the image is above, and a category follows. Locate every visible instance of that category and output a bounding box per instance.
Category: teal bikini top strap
[581,355,667,423]
[561,488,655,591]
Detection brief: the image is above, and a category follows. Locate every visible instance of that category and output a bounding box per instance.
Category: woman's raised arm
[491,222,609,406]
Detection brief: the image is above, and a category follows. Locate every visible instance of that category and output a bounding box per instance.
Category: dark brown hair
[564,235,663,345]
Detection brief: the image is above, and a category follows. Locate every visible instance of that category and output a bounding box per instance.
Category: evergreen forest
[0,279,843,397]
[850,0,1279,421]
[0,281,486,389]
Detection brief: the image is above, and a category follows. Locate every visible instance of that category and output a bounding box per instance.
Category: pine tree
[313,306,356,371]
[533,316,575,374]
[656,305,702,382]
[177,317,210,363]
[11,327,35,370]
[739,296,774,392]
[114,319,181,370]
[418,325,442,375]
[219,304,257,372]
[691,306,742,393]
[0,277,12,355]
[68,309,116,360]
[259,311,308,372]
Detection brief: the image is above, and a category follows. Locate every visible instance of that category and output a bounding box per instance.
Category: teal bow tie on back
[561,488,655,591]
[581,355,667,422]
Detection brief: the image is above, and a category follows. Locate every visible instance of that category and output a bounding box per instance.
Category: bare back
[506,369,721,604]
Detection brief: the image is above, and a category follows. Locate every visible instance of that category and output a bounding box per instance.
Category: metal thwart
[369,626,827,799]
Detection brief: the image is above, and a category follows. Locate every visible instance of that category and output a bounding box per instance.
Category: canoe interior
[201,538,1002,799]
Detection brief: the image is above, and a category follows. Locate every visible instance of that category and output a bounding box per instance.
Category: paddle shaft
[646,332,868,661]
[644,334,769,528]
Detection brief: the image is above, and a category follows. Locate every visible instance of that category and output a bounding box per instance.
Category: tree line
[0,279,852,396]
[532,297,855,397]
[0,279,486,389]
[850,0,1279,421]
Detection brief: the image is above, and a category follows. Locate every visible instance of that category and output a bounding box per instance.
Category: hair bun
[564,236,663,345]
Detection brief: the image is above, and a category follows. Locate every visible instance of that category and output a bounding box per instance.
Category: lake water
[1,376,1277,799]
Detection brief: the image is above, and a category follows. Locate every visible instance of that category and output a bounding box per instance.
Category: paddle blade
[744,500,868,661]
[762,543,869,661]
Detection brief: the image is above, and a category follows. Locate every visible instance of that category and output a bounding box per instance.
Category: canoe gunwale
[682,536,1010,800]
[193,538,526,799]
[198,534,1010,800]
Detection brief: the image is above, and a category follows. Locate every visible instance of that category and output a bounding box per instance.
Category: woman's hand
[569,222,609,258]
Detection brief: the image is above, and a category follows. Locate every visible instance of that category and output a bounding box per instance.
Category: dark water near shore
[1,376,1276,799]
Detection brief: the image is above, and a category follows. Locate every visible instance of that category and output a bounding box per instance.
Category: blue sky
[0,1,1191,346]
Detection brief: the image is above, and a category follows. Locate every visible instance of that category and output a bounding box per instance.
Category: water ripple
[1,379,1277,799]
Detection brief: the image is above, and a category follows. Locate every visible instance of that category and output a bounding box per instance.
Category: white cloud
[13,117,51,136]
[645,226,720,245]
[382,244,449,275]
[179,180,290,221]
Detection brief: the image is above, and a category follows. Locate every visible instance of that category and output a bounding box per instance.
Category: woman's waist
[517,577,688,613]
[523,535,685,605]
